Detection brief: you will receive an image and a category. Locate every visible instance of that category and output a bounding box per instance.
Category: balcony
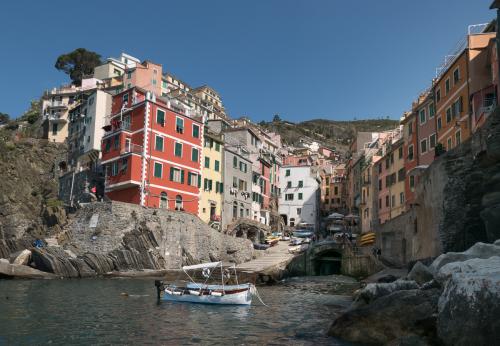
[43,113,67,123]
[47,100,68,109]
[120,143,143,155]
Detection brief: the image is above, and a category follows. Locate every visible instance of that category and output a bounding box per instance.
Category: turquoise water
[0,276,357,345]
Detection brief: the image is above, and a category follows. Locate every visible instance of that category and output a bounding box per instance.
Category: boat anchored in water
[155,262,259,305]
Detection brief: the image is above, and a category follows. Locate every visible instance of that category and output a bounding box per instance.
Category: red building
[101,87,204,214]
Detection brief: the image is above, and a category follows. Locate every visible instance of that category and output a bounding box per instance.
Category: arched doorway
[175,195,183,210]
[160,192,168,209]
[313,249,342,275]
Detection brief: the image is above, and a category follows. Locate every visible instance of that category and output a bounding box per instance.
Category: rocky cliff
[1,201,254,278]
[0,129,67,241]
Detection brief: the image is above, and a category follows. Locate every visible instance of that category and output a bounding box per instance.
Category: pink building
[415,91,437,166]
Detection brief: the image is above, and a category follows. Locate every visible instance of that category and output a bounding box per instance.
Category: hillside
[260,118,399,154]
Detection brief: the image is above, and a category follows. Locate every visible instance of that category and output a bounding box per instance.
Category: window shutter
[209,180,213,191]
[180,170,185,183]
[169,167,174,181]
[198,175,202,188]
[459,96,463,113]
[219,183,223,194]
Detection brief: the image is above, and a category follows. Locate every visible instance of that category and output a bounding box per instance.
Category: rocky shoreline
[329,240,500,345]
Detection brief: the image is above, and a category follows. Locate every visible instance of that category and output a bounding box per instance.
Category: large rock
[354,280,419,306]
[407,262,434,285]
[0,258,56,279]
[31,247,80,278]
[429,242,500,274]
[329,288,440,345]
[437,256,500,346]
[12,249,31,265]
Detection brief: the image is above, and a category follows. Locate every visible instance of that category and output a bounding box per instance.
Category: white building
[279,165,321,231]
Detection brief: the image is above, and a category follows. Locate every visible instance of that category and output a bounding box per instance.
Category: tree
[55,48,102,85]
[20,100,42,124]
[0,112,9,124]
[272,114,281,122]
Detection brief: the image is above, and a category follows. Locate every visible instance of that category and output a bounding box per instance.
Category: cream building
[199,128,224,227]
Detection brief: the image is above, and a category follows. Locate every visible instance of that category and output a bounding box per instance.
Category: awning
[327,212,344,219]
[182,262,222,271]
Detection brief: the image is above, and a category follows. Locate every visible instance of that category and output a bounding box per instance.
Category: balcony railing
[120,143,143,155]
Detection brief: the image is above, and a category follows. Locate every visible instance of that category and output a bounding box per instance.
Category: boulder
[354,280,419,306]
[329,288,440,345]
[12,249,31,265]
[0,258,57,279]
[437,256,500,346]
[429,242,500,274]
[407,262,434,285]
[31,247,80,278]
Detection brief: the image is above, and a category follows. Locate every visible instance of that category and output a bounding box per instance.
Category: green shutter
[205,157,210,168]
[169,167,174,181]
[192,148,198,162]
[204,178,208,190]
[219,183,223,193]
[198,175,202,188]
[193,125,199,138]
[175,142,182,157]
[233,156,237,168]
[157,110,165,124]
[215,142,220,151]
[180,170,185,183]
[209,180,213,191]
[215,160,219,171]
[154,163,162,178]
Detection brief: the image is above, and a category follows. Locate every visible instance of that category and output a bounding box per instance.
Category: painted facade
[101,87,204,214]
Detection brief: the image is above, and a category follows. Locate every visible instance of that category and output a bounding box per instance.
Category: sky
[0,0,494,122]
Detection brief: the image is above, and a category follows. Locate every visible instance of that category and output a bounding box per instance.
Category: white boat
[155,262,255,305]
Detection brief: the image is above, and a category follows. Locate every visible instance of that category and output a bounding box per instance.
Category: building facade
[279,165,320,231]
[101,87,204,214]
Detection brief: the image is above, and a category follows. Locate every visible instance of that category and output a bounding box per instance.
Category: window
[408,145,414,161]
[188,172,198,187]
[421,138,428,154]
[430,133,437,149]
[334,186,338,195]
[285,169,290,177]
[233,202,237,219]
[238,179,247,191]
[154,162,162,178]
[285,194,294,201]
[391,195,396,207]
[297,208,302,215]
[455,130,461,146]
[287,181,292,188]
[204,178,213,191]
[398,168,406,182]
[156,109,165,125]
[447,137,453,150]
[121,157,128,172]
[175,195,183,210]
[232,177,238,188]
[408,121,413,136]
[239,161,247,173]
[174,142,182,157]
[105,139,111,152]
[155,135,164,151]
[379,198,382,209]
[192,124,199,138]
[385,195,389,207]
[445,78,450,94]
[298,180,303,188]
[429,103,435,118]
[204,157,210,168]
[160,192,168,209]
[127,71,132,79]
[111,161,119,176]
[123,93,129,104]
[176,117,184,134]
[298,193,303,200]
[214,160,220,172]
[169,167,183,183]
[326,188,330,196]
[162,81,167,88]
[191,148,198,162]
[453,67,460,84]
[436,88,441,103]
[437,117,442,130]
[233,156,238,168]
[215,142,220,151]
[419,109,426,125]
[398,147,403,159]
[114,135,120,149]
[378,179,382,191]
[446,108,452,123]
[400,192,405,204]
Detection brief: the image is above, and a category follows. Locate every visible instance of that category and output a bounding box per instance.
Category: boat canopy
[182,262,222,271]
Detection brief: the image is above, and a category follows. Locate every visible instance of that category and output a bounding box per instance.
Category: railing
[48,100,67,108]
[120,143,143,155]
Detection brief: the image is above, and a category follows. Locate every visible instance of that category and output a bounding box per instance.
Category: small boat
[288,244,309,254]
[155,262,255,305]
[253,243,270,250]
[265,236,279,246]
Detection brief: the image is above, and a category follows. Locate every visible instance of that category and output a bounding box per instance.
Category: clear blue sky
[0,0,494,122]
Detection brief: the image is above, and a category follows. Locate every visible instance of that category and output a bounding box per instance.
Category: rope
[250,284,269,307]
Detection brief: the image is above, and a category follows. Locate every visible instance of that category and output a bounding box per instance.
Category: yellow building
[199,128,224,227]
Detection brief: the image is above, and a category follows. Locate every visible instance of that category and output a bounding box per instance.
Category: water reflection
[0,277,357,345]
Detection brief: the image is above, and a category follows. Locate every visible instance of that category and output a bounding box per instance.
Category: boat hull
[162,289,252,305]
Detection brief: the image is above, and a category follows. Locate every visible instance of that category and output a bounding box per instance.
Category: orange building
[101,87,204,214]
[434,26,496,151]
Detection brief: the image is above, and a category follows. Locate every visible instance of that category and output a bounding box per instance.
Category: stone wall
[378,108,500,265]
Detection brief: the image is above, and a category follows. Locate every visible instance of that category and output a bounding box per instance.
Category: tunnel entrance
[312,250,342,275]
